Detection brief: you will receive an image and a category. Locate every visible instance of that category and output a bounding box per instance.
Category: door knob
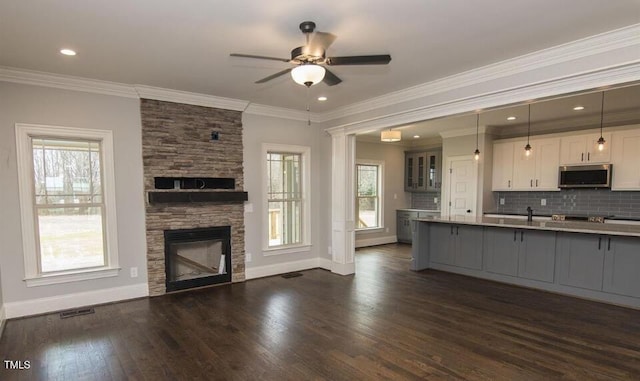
[466,209,471,213]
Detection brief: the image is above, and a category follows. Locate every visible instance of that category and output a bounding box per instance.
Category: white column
[329,130,356,275]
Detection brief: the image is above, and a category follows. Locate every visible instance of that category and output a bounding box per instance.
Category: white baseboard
[355,235,397,248]
[331,262,356,275]
[318,257,332,271]
[246,258,332,280]
[3,283,149,319]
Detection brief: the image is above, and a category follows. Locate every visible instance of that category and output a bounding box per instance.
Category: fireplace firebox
[164,226,232,292]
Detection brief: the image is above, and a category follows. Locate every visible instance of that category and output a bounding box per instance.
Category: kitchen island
[411,216,640,308]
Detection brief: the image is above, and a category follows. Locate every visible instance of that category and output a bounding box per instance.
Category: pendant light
[381,128,401,142]
[524,104,532,156]
[474,113,480,161]
[597,91,606,151]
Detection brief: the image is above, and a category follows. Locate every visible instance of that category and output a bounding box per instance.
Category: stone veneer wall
[140,99,245,296]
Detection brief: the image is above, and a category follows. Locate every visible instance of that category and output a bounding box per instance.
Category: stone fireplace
[141,99,246,296]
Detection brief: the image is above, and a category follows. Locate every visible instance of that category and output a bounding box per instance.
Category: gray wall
[0,82,148,304]
[242,113,332,267]
[494,189,640,218]
[355,141,409,245]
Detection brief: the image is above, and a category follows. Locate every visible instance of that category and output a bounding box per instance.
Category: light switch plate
[246,253,252,262]
[541,199,547,206]
[500,198,505,205]
[130,267,138,278]
[434,197,438,204]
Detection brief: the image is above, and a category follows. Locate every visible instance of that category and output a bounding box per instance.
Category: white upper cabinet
[492,141,514,191]
[560,132,611,165]
[493,137,560,192]
[534,138,561,190]
[611,129,640,190]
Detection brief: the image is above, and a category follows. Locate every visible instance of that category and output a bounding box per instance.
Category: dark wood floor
[2,244,640,380]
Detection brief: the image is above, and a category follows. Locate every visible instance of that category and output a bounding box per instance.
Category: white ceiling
[1,1,639,113]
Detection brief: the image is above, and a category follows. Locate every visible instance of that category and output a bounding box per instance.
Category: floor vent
[59,307,95,319]
[281,272,303,279]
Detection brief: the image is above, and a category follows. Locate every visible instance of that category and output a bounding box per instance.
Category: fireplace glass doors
[164,226,231,292]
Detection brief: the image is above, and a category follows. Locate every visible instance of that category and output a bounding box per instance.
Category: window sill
[263,244,312,256]
[24,267,121,287]
[355,227,384,234]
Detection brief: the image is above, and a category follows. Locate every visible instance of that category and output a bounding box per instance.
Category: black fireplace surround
[164,226,232,292]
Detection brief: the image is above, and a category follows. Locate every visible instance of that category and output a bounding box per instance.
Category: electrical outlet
[130,267,138,278]
[385,227,389,233]
[328,246,332,255]
[434,197,438,204]
[246,253,252,262]
[500,198,505,205]
[541,199,547,206]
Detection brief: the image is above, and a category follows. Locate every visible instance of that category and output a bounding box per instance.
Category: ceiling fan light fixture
[291,64,326,87]
[381,129,401,142]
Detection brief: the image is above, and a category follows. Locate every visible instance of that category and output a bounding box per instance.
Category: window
[16,124,119,286]
[356,162,383,230]
[262,144,310,254]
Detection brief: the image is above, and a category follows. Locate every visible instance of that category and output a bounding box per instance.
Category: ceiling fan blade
[230,53,291,63]
[306,31,337,56]
[255,68,293,84]
[322,68,342,86]
[326,55,392,66]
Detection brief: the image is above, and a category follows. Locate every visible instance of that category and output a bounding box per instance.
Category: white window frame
[261,143,311,255]
[15,123,120,287]
[355,160,384,233]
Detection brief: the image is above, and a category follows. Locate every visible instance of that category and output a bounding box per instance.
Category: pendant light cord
[599,91,605,135]
[476,113,479,149]
[527,104,531,145]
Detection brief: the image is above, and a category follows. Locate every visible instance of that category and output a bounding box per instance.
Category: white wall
[242,113,332,276]
[355,140,409,247]
[0,82,148,316]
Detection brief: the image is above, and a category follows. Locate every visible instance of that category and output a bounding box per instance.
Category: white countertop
[415,216,640,237]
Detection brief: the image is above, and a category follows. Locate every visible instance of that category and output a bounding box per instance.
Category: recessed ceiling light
[413,135,420,139]
[317,96,327,101]
[573,106,585,111]
[507,116,517,121]
[60,49,76,56]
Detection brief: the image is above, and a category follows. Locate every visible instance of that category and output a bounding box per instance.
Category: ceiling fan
[230,21,391,87]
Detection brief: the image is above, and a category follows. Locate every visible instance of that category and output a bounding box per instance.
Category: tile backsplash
[494,189,640,218]
[411,192,441,210]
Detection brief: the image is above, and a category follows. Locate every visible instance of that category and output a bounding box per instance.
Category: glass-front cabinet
[405,150,441,192]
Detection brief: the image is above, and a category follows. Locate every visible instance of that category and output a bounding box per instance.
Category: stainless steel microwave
[558,164,612,188]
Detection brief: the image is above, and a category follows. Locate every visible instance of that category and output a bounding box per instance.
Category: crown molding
[244,103,322,123]
[0,66,138,98]
[325,61,640,136]
[134,85,248,111]
[319,23,640,123]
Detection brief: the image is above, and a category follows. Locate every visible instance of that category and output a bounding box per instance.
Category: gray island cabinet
[411,217,640,308]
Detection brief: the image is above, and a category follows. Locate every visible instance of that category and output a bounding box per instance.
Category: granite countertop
[415,215,640,237]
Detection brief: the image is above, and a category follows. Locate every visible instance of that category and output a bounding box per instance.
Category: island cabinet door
[557,233,605,291]
[518,230,556,283]
[454,225,484,270]
[483,228,519,276]
[603,236,640,298]
[429,224,455,265]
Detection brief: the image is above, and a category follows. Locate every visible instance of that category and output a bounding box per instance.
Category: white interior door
[446,156,478,216]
